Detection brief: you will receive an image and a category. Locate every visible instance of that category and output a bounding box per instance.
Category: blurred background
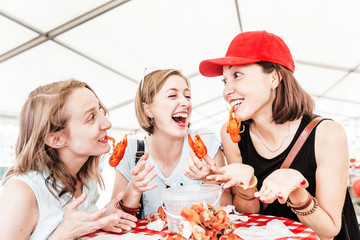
[1,0,360,211]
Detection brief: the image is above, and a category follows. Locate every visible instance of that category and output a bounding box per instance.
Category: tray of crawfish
[147,201,240,240]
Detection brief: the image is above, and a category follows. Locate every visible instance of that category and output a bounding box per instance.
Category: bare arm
[254,120,348,239]
[298,120,348,239]
[0,180,38,240]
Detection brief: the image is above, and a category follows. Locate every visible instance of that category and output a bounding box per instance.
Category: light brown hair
[2,79,107,198]
[256,61,314,124]
[135,69,190,135]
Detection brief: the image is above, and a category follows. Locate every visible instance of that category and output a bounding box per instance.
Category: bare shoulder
[315,119,347,143]
[0,179,38,236]
[220,121,228,136]
[1,179,38,211]
[315,119,348,165]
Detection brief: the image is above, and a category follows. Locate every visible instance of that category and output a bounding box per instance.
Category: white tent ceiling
[1,0,360,146]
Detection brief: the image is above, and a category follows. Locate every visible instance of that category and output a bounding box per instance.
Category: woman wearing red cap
[201,31,359,239]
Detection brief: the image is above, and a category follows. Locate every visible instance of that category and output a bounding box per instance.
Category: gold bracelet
[238,175,258,189]
[289,196,318,216]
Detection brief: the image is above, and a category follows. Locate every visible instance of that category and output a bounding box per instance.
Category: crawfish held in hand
[105,135,128,167]
[188,134,207,159]
[226,106,245,143]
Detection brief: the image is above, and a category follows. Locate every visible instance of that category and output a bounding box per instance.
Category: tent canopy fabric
[1,0,360,147]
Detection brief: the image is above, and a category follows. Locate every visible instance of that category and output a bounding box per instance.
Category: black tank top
[238,115,360,239]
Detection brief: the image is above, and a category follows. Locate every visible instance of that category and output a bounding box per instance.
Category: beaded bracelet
[118,200,141,216]
[287,195,318,216]
[238,175,258,189]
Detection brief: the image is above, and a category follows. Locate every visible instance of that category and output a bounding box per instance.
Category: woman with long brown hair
[0,79,137,239]
[201,31,359,239]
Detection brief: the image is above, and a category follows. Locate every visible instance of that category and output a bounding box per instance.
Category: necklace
[253,122,290,153]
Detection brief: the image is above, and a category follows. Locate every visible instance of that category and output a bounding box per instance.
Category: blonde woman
[0,80,137,240]
[112,69,232,218]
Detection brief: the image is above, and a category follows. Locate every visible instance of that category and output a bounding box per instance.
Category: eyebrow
[166,87,190,92]
[83,106,97,117]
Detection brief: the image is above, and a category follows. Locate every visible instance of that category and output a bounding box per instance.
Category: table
[79,213,318,240]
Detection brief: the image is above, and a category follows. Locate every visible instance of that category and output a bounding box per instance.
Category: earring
[150,118,154,124]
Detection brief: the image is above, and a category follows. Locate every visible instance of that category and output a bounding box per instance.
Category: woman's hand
[254,169,308,204]
[207,163,254,189]
[101,192,137,233]
[129,152,158,193]
[52,192,119,240]
[184,149,215,181]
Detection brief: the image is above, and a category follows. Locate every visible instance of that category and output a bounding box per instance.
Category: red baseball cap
[199,31,295,77]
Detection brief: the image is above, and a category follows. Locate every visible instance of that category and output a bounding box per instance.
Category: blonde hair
[135,69,190,135]
[2,79,107,198]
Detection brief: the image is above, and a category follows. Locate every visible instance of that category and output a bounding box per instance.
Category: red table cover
[79,213,318,240]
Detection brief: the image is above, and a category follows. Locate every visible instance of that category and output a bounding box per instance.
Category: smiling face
[60,87,112,170]
[222,64,278,121]
[146,75,192,138]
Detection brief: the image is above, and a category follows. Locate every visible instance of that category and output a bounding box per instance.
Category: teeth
[172,113,188,118]
[99,137,106,142]
[231,100,243,107]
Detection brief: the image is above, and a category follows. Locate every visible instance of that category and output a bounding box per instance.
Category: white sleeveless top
[117,128,221,218]
[1,170,99,240]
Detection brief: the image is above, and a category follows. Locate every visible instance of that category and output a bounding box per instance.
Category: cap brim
[199,57,262,77]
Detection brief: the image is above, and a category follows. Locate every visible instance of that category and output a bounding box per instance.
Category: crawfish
[219,234,241,240]
[226,106,245,143]
[105,135,128,167]
[188,134,207,159]
[147,206,167,223]
[180,206,202,226]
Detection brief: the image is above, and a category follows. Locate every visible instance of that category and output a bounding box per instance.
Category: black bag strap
[135,139,145,218]
[135,139,145,163]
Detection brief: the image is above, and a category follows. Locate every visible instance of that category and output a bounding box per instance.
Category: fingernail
[255,196,260,199]
[301,180,306,185]
[278,196,283,199]
[260,199,265,203]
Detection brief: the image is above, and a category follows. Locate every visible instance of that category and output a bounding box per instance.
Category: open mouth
[172,113,187,125]
[231,99,243,108]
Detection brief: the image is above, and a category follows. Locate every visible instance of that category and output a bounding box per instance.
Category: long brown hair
[135,69,190,135]
[2,79,106,198]
[256,61,314,124]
